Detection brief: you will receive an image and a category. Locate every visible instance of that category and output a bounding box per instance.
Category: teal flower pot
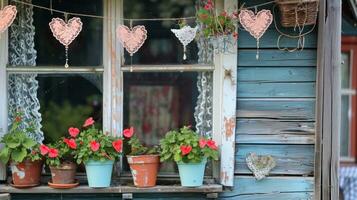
[177,158,207,187]
[85,160,114,188]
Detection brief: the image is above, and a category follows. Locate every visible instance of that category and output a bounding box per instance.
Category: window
[340,36,357,162]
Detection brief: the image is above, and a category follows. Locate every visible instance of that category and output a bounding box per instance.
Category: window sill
[0,184,223,194]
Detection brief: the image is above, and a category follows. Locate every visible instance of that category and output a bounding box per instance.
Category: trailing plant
[75,117,122,164]
[124,127,160,156]
[197,0,238,38]
[160,126,219,163]
[0,113,41,164]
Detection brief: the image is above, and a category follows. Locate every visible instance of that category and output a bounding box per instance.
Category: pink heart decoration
[116,25,147,56]
[0,5,17,34]
[239,9,273,40]
[49,17,83,46]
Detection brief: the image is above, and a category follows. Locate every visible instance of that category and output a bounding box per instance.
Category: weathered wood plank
[238,82,315,98]
[237,120,315,135]
[238,67,316,82]
[235,144,314,175]
[237,134,315,144]
[220,192,314,200]
[238,50,317,67]
[237,99,315,120]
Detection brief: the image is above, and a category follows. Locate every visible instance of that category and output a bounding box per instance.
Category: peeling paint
[11,165,25,179]
[224,117,235,139]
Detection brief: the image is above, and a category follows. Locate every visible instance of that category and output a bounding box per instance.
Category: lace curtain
[7,0,43,142]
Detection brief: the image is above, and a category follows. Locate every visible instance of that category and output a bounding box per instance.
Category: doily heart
[49,17,83,47]
[0,5,17,34]
[246,152,276,180]
[116,25,147,56]
[239,9,273,40]
[171,25,198,60]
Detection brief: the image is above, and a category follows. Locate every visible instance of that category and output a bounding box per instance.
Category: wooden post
[315,0,341,199]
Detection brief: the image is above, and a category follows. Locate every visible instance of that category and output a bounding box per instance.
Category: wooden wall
[10,0,318,199]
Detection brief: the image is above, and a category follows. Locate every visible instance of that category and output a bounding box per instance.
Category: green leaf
[11,148,27,163]
[7,139,20,148]
[0,147,10,163]
[22,138,37,148]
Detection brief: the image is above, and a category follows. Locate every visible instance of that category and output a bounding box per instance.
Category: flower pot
[127,155,160,188]
[10,159,42,186]
[49,162,77,184]
[85,159,114,188]
[177,158,207,187]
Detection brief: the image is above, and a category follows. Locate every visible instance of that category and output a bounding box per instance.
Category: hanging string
[49,0,53,15]
[64,12,69,68]
[1,0,3,8]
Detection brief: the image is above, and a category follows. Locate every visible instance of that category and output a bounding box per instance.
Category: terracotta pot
[11,159,42,186]
[49,162,77,184]
[127,155,160,188]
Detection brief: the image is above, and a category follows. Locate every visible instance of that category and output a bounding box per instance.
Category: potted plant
[124,127,160,188]
[160,126,219,187]
[41,127,79,188]
[0,114,42,187]
[75,117,122,188]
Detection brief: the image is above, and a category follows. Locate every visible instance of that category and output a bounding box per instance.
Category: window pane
[340,95,350,157]
[33,0,103,66]
[123,0,198,65]
[341,52,350,89]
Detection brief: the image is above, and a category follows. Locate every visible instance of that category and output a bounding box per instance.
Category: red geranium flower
[48,148,59,158]
[207,139,218,150]
[112,139,123,152]
[64,138,77,149]
[68,127,80,138]
[83,117,95,127]
[199,138,207,148]
[123,127,134,138]
[204,0,213,10]
[40,144,50,155]
[180,145,192,156]
[90,140,100,152]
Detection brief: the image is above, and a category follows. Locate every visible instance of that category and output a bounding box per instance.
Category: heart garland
[246,152,276,181]
[171,25,198,60]
[116,25,147,56]
[0,5,17,34]
[49,17,83,68]
[239,9,273,59]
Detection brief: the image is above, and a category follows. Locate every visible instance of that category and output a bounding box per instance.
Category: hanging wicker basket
[275,0,319,28]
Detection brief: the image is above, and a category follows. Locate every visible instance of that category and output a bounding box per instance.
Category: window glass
[340,95,350,157]
[37,74,103,143]
[33,0,103,66]
[123,0,198,65]
[341,52,351,89]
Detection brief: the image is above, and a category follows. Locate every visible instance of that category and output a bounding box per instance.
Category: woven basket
[276,0,319,28]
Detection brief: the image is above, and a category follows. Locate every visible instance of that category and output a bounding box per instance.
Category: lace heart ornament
[0,5,17,34]
[246,152,276,180]
[171,25,198,60]
[116,25,147,56]
[239,9,273,59]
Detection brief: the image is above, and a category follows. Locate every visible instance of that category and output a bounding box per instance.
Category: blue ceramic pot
[177,158,207,187]
[85,160,114,188]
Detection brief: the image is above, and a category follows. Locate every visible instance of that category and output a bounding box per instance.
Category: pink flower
[40,144,50,155]
[180,145,192,156]
[199,138,207,148]
[64,138,77,149]
[83,117,95,127]
[204,3,213,10]
[123,127,134,138]
[90,140,100,152]
[207,139,218,150]
[48,148,59,158]
[112,139,123,153]
[68,127,80,138]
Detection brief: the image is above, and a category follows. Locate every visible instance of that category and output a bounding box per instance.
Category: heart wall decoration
[171,25,198,60]
[116,25,147,56]
[49,17,83,68]
[239,9,273,59]
[0,5,17,34]
[246,152,276,180]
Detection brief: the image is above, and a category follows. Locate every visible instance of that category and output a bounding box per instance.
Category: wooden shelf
[0,184,223,194]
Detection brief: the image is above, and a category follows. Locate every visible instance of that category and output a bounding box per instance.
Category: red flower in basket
[68,127,80,138]
[48,148,59,158]
[64,138,77,149]
[40,144,50,155]
[207,139,218,150]
[123,127,134,138]
[90,140,100,152]
[180,145,192,156]
[112,139,123,153]
[83,117,95,127]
